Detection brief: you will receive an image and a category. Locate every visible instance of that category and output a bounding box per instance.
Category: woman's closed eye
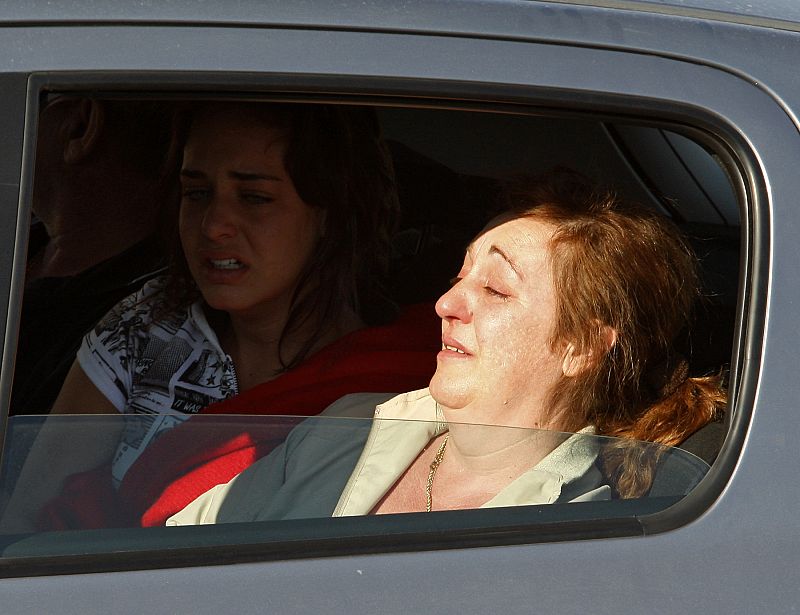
[484,285,510,300]
[450,274,510,300]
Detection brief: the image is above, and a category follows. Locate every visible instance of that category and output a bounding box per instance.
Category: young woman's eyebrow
[489,245,523,279]
[229,171,282,182]
[179,169,283,182]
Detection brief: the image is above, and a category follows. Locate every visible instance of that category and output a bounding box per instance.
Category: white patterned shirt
[78,277,238,485]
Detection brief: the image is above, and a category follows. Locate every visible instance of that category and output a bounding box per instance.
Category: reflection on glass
[0,408,709,535]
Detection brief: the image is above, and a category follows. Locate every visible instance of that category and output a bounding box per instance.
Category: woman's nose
[435,281,472,323]
[201,198,237,241]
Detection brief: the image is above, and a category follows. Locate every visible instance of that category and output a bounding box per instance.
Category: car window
[0,93,740,568]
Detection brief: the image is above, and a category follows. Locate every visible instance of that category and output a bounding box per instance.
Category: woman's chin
[428,375,472,410]
[201,296,240,313]
[199,292,256,316]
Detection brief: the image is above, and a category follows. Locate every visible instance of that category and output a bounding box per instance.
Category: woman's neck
[216,304,364,391]
[439,393,567,433]
[433,398,571,486]
[443,422,563,478]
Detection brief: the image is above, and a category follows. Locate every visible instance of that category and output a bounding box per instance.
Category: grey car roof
[2,0,800,32]
[553,0,800,27]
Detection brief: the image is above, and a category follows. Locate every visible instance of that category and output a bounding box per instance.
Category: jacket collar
[333,389,600,516]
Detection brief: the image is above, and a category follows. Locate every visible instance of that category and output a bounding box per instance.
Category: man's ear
[561,325,618,377]
[63,100,105,164]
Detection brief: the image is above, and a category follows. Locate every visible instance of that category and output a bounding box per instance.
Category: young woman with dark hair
[3,102,440,532]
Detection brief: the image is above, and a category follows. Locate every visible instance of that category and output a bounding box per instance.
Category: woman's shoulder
[316,388,433,421]
[104,275,167,311]
[91,275,186,339]
[320,392,400,419]
[128,275,172,306]
[374,388,436,420]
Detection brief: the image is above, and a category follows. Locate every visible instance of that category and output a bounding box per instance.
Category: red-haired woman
[169,170,726,524]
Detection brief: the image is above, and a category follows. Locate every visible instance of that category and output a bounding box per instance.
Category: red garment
[37,304,440,530]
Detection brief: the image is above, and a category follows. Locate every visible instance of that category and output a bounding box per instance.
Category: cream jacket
[167,389,610,526]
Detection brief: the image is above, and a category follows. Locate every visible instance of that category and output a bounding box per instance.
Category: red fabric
[36,304,440,530]
[35,463,122,531]
[127,419,296,527]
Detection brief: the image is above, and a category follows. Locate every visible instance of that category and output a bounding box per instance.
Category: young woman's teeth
[210,258,243,270]
[444,344,465,354]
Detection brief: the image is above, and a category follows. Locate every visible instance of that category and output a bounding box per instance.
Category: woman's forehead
[184,108,288,162]
[469,216,554,260]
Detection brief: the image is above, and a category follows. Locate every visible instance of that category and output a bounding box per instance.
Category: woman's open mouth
[209,258,245,270]
[439,337,471,360]
[199,256,250,283]
[443,344,466,354]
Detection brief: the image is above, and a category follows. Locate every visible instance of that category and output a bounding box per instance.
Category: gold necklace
[425,434,449,513]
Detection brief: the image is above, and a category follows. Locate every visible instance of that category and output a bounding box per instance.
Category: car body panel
[0,2,796,613]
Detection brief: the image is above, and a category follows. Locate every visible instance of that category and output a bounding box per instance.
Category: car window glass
[0,413,710,542]
[1,95,739,563]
